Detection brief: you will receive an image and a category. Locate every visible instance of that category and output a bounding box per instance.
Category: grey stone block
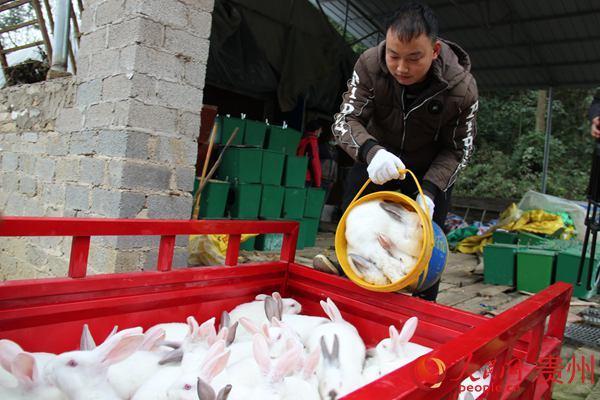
[56,107,84,134]
[146,193,192,219]
[109,17,164,48]
[119,45,137,72]
[164,28,209,61]
[102,74,132,101]
[65,184,89,211]
[19,175,37,196]
[84,102,115,129]
[183,61,206,89]
[97,129,127,157]
[95,0,126,26]
[137,0,187,29]
[120,161,171,190]
[80,157,106,185]
[182,137,198,165]
[125,130,150,160]
[107,159,124,187]
[188,9,212,39]
[47,133,70,155]
[41,184,66,207]
[127,101,177,134]
[1,152,18,171]
[1,172,18,193]
[134,46,184,82]
[91,188,120,216]
[178,111,201,138]
[77,79,103,106]
[18,155,35,174]
[156,81,203,113]
[55,158,80,182]
[34,158,56,182]
[89,49,120,79]
[78,27,107,57]
[172,247,189,268]
[175,166,195,191]
[118,191,146,218]
[116,235,158,250]
[23,132,38,142]
[69,130,98,155]
[180,0,214,13]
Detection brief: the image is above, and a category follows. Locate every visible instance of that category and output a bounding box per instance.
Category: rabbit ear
[199,317,217,341]
[0,339,23,370]
[80,324,96,351]
[200,349,230,383]
[11,353,37,386]
[261,323,271,340]
[158,348,184,365]
[202,340,226,365]
[255,294,269,301]
[215,327,228,343]
[252,334,271,376]
[226,322,238,346]
[389,325,399,339]
[320,336,340,368]
[379,201,405,223]
[140,327,165,351]
[302,347,320,379]
[377,234,393,251]
[319,300,334,322]
[264,296,277,321]
[239,318,260,336]
[96,330,144,366]
[187,316,200,335]
[271,346,301,383]
[272,292,284,319]
[216,384,232,400]
[197,377,216,400]
[219,311,230,331]
[271,317,283,328]
[326,298,343,323]
[398,317,418,344]
[106,325,119,340]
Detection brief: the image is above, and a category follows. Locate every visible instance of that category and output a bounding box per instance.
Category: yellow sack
[455,204,565,254]
[188,233,258,266]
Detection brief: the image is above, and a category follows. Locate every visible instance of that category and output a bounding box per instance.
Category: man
[317,2,478,302]
[590,90,600,139]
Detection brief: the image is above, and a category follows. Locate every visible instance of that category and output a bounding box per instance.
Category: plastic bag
[188,233,258,266]
[518,190,586,241]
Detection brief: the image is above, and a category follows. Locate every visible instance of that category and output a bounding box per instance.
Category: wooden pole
[191,123,218,220]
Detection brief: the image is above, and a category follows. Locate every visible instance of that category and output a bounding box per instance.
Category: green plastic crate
[219,117,245,145]
[240,236,256,251]
[244,120,267,148]
[492,230,518,245]
[516,249,556,293]
[261,150,285,185]
[283,188,306,218]
[283,156,308,188]
[255,233,283,251]
[196,179,230,218]
[259,185,285,218]
[556,247,600,299]
[266,126,302,155]
[290,218,306,250]
[229,183,262,218]
[517,232,550,247]
[483,244,517,286]
[304,188,326,218]
[303,217,320,248]
[216,147,263,183]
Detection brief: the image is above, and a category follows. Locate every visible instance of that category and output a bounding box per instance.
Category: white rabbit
[45,327,144,400]
[280,346,321,400]
[345,200,420,283]
[280,314,329,345]
[107,326,169,399]
[0,352,66,400]
[458,363,492,400]
[0,339,57,387]
[307,298,366,399]
[229,292,301,341]
[166,340,231,400]
[363,317,432,382]
[150,322,191,343]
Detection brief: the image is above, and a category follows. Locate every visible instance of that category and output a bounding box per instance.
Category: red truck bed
[0,217,571,399]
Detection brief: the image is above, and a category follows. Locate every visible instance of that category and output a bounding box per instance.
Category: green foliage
[454,88,596,201]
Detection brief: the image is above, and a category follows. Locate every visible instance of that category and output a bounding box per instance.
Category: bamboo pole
[191,123,218,220]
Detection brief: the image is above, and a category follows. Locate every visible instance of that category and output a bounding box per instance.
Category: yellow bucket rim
[335,169,434,292]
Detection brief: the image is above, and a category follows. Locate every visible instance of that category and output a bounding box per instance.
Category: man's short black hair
[387,1,438,42]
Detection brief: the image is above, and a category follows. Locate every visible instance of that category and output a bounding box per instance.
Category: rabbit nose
[328,390,338,399]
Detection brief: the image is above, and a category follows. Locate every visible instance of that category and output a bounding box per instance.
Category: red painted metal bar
[225,234,240,266]
[68,236,90,278]
[280,225,299,263]
[157,235,175,271]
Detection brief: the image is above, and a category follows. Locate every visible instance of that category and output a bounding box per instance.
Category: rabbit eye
[67,359,78,367]
[183,384,192,390]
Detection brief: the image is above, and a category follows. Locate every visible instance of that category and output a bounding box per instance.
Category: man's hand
[592,116,600,139]
[367,149,405,185]
[416,194,435,220]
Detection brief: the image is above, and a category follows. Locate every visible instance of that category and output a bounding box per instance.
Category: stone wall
[0,0,215,280]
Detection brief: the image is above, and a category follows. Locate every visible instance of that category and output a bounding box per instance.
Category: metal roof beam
[468,34,600,53]
[476,58,600,71]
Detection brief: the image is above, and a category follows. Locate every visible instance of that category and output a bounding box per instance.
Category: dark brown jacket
[332,39,478,197]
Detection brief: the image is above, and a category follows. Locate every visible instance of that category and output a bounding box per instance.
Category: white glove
[367,149,405,185]
[416,194,435,220]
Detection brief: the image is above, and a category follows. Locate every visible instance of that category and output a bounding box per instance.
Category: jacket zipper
[400,87,447,152]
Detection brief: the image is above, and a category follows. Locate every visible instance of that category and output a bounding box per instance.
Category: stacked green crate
[229,183,262,250]
[303,217,320,248]
[283,156,308,187]
[556,247,600,299]
[259,185,285,218]
[483,244,517,286]
[244,120,267,148]
[216,146,263,183]
[219,116,245,145]
[302,188,326,246]
[266,125,302,155]
[261,150,285,185]
[255,233,284,251]
[516,249,556,293]
[492,230,518,245]
[196,179,230,219]
[283,188,306,218]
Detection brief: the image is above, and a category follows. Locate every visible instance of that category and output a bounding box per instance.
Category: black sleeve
[590,91,600,121]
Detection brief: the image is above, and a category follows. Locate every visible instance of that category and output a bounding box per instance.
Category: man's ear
[432,40,441,59]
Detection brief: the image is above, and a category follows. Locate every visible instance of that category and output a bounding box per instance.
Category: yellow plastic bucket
[334,169,435,292]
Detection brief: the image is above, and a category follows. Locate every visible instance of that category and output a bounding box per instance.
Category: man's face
[385,31,440,86]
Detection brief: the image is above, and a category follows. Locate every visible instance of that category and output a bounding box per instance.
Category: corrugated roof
[308,0,600,88]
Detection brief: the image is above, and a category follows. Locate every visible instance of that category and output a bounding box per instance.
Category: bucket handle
[350,169,431,217]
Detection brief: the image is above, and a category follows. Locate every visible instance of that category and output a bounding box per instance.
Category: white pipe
[50,0,71,72]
